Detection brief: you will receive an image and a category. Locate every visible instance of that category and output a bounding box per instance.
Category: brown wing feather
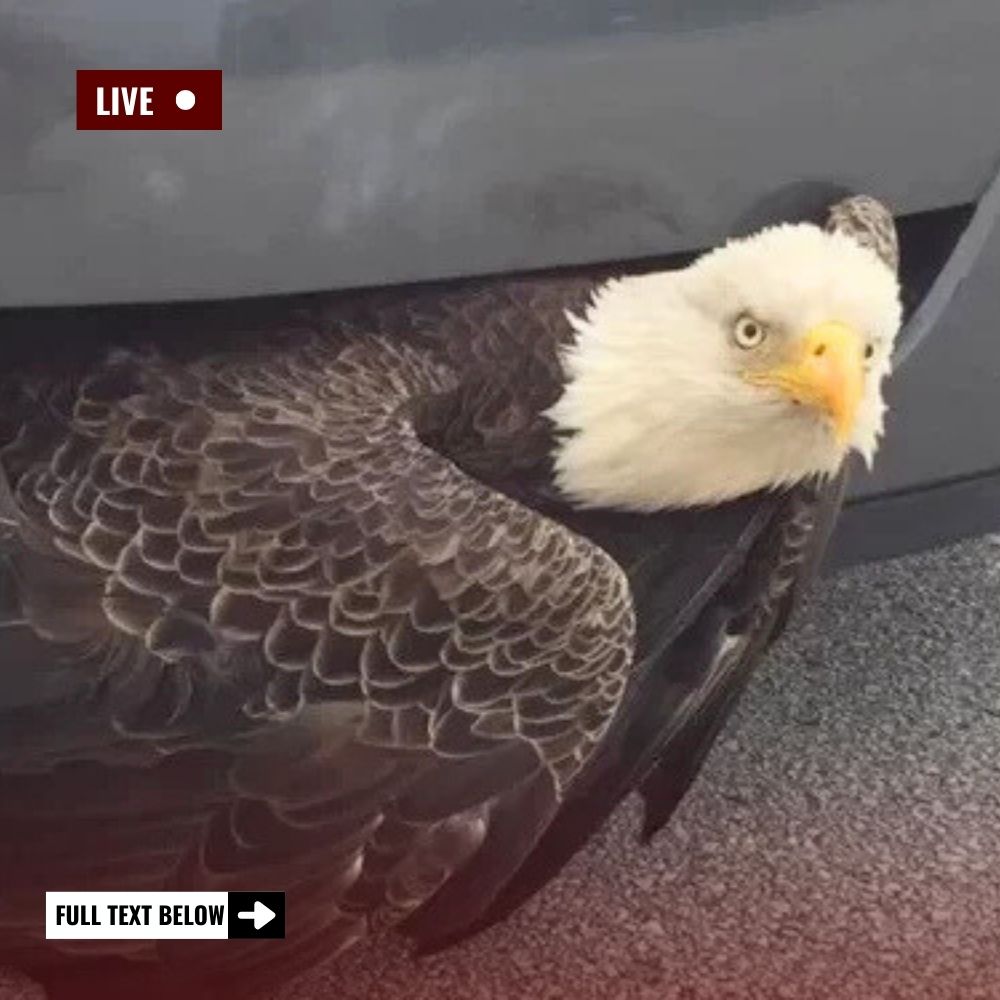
[0,317,633,984]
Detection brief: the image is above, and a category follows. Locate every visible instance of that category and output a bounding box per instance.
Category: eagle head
[549,205,903,510]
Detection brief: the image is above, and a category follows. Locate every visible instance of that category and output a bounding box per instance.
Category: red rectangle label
[76,70,222,130]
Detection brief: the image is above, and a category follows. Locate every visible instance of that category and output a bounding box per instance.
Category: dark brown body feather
[0,273,843,1000]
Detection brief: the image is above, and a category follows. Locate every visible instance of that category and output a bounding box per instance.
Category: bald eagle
[0,197,900,999]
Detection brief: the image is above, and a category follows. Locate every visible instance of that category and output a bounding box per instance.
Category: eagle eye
[732,314,767,350]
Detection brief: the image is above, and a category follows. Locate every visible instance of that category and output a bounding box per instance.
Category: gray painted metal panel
[2,0,1000,305]
[853,167,1000,498]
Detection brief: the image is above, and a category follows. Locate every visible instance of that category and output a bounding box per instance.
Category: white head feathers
[549,222,903,511]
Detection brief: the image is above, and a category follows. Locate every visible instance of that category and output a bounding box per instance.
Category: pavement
[277,536,1000,1000]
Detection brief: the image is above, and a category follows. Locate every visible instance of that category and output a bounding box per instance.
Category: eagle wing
[437,476,841,947]
[0,326,633,985]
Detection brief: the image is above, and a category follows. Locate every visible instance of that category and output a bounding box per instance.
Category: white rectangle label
[46,892,228,940]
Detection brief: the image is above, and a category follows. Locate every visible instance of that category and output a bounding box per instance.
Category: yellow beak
[745,321,865,445]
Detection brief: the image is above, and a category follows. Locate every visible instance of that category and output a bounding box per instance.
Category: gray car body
[2,0,1000,562]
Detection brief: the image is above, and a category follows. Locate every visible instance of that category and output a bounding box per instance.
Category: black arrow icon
[227,892,285,939]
